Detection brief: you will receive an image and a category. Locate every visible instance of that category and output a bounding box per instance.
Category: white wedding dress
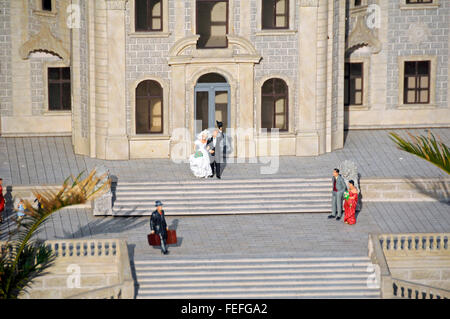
[189,139,212,178]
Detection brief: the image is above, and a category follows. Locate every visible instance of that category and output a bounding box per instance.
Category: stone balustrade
[392,278,449,299]
[1,238,134,299]
[379,233,449,256]
[369,233,450,299]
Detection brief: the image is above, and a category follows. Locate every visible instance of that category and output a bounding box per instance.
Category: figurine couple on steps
[189,121,225,179]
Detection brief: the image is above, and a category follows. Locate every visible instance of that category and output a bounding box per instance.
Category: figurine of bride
[189,129,213,178]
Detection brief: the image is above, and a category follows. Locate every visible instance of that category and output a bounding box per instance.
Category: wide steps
[134,256,380,299]
[110,177,332,216]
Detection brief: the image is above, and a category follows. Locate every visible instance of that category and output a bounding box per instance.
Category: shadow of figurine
[110,174,118,207]
[5,186,14,217]
[169,218,179,231]
[356,172,363,213]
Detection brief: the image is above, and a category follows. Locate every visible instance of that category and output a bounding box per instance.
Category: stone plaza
[0,128,449,298]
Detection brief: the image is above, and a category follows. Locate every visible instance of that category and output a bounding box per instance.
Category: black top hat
[155,200,163,206]
[216,121,223,128]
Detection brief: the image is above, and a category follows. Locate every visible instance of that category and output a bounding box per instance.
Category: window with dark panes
[344,63,363,106]
[261,78,288,131]
[48,67,71,111]
[136,80,163,134]
[354,0,362,6]
[196,0,228,49]
[135,0,162,31]
[42,0,52,11]
[262,0,289,29]
[404,61,430,104]
[406,0,433,4]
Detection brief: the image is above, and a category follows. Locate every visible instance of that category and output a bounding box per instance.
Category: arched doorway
[194,72,230,136]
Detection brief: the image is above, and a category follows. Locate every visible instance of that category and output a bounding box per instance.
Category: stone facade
[0,0,448,160]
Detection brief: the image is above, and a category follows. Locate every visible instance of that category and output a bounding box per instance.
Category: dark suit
[207,131,224,177]
[331,175,347,218]
[150,209,168,253]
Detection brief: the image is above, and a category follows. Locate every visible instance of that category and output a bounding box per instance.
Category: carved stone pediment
[19,23,69,62]
[168,35,261,65]
[347,14,381,54]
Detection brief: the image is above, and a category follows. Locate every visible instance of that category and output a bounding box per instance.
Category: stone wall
[14,239,134,299]
[378,233,450,291]
[386,1,449,109]
[0,0,12,117]
[360,177,450,202]
[125,0,176,136]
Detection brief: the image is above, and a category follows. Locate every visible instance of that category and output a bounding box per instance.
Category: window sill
[345,105,370,111]
[33,10,57,17]
[129,135,171,141]
[43,110,72,116]
[128,32,171,38]
[255,30,297,36]
[399,4,440,10]
[397,104,436,109]
[257,131,295,137]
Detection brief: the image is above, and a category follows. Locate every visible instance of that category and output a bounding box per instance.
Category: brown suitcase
[148,233,161,246]
[166,229,177,245]
[148,230,177,246]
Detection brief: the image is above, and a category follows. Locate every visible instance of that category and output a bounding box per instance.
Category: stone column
[11,0,32,117]
[296,0,320,156]
[237,63,256,159]
[103,0,129,159]
[169,64,190,161]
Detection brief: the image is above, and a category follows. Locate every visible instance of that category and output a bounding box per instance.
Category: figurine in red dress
[344,180,358,225]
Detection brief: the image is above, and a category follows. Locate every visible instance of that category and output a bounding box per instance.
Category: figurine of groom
[207,121,225,179]
[328,168,347,220]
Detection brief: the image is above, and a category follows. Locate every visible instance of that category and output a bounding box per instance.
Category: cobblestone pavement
[0,128,449,186]
[1,201,448,260]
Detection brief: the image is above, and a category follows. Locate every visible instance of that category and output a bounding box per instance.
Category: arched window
[136,80,163,134]
[261,78,288,131]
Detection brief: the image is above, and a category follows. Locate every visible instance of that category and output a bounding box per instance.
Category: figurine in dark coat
[150,200,169,255]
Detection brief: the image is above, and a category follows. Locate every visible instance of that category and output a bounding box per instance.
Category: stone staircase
[111,177,332,216]
[133,255,380,299]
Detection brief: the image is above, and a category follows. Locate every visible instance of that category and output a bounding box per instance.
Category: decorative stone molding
[347,14,381,54]
[105,0,128,10]
[168,35,261,65]
[299,0,319,7]
[19,23,69,62]
[408,23,431,45]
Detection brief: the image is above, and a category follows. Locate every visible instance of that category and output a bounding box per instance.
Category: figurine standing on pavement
[150,200,169,255]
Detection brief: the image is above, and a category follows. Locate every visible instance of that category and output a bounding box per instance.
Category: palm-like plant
[0,170,110,299]
[389,131,450,175]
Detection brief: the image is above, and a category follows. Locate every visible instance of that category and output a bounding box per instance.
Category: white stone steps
[134,255,379,299]
[118,177,330,186]
[134,260,371,270]
[115,198,330,205]
[115,187,331,196]
[114,193,331,201]
[109,177,332,216]
[136,273,372,283]
[136,291,380,299]
[134,256,369,263]
[113,207,330,216]
[116,183,330,190]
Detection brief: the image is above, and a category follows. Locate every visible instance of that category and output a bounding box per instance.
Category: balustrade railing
[369,233,450,299]
[392,278,449,299]
[379,233,449,253]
